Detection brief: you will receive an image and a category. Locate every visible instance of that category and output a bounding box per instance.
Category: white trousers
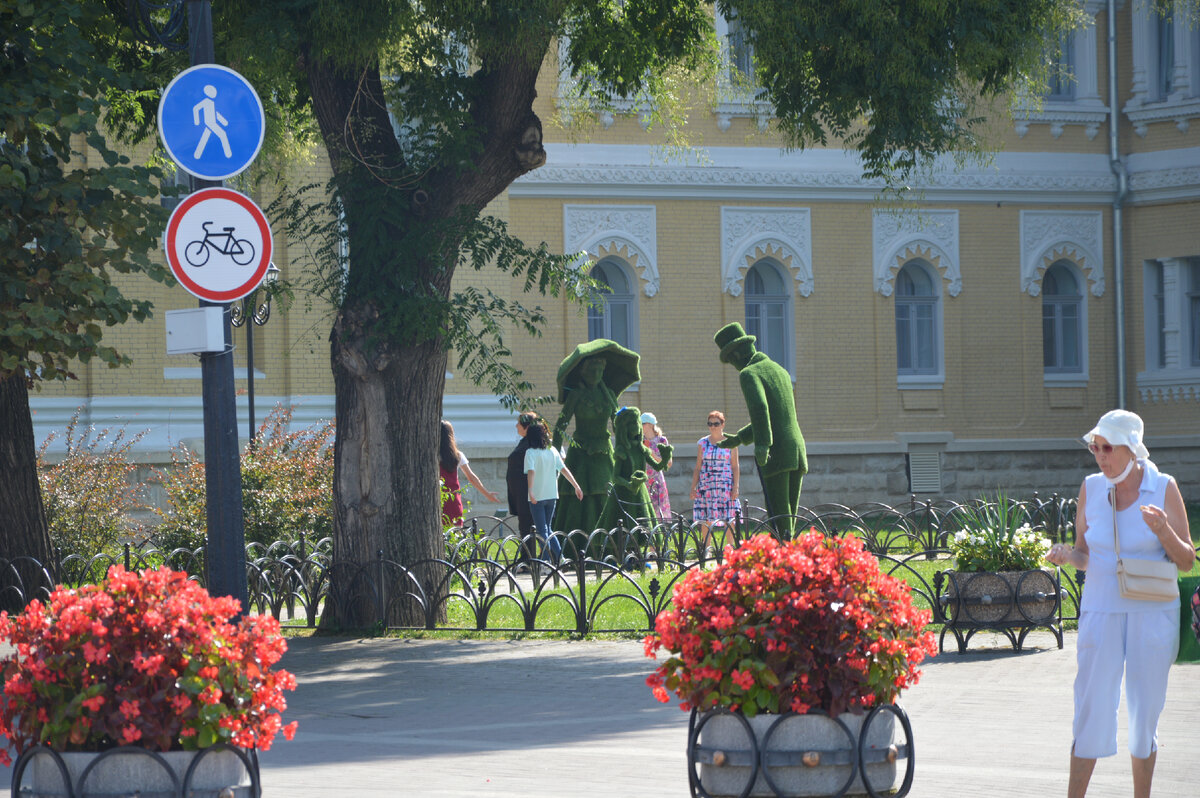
[1072,608,1179,759]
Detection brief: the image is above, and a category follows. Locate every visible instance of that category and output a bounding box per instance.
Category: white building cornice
[514,144,1124,204]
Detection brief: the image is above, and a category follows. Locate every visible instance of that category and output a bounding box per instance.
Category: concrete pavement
[250,631,1197,797]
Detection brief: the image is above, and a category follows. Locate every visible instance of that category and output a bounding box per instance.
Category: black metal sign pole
[187,0,249,611]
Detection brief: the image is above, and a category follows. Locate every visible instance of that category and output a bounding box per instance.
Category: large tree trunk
[0,373,55,610]
[302,42,547,629]
[323,302,449,629]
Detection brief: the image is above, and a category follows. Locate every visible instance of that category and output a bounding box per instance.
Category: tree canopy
[1,0,174,569]
[1,1,170,384]
[94,0,1082,626]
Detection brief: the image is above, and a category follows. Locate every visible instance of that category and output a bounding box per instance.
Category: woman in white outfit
[1046,410,1194,798]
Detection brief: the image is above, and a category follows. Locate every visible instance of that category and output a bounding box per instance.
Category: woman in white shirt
[524,421,582,564]
[1046,410,1193,798]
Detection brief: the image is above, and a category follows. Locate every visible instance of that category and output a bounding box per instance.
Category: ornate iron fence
[6,494,1182,640]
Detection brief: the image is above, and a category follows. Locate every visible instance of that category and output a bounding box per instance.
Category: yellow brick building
[33,3,1200,510]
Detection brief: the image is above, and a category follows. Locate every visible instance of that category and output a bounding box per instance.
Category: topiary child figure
[599,406,674,532]
[713,322,807,538]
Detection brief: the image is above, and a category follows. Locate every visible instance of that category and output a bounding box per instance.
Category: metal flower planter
[10,744,260,798]
[687,706,914,798]
[936,568,1066,653]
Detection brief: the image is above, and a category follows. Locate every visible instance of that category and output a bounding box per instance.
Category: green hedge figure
[713,322,807,537]
[599,406,673,532]
[552,340,641,543]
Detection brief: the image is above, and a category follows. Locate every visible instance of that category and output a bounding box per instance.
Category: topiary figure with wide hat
[552,339,641,539]
[713,322,807,537]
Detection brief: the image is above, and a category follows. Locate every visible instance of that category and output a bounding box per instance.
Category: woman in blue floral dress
[689,410,739,554]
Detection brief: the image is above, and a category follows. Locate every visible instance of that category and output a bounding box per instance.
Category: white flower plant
[948,494,1052,572]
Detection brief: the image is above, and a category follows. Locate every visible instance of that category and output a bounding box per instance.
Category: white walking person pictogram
[192,84,232,159]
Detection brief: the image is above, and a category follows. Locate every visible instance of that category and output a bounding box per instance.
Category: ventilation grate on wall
[907,452,942,494]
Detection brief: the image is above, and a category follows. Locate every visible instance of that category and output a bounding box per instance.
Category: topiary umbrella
[556,339,641,403]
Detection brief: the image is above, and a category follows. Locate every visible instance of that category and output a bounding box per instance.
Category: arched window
[1042,261,1083,374]
[894,261,939,377]
[587,258,636,349]
[744,260,791,373]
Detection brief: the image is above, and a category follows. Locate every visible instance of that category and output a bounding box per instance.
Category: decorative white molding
[563,204,659,296]
[1136,369,1200,403]
[720,207,813,297]
[514,145,1126,204]
[1018,210,1105,297]
[872,210,961,297]
[1014,101,1109,140]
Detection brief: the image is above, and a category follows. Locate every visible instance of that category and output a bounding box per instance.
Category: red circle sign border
[164,187,273,303]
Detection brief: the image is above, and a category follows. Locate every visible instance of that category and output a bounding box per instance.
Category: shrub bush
[153,405,334,554]
[37,410,150,560]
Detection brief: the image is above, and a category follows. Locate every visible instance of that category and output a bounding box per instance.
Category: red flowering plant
[645,532,938,718]
[0,566,298,766]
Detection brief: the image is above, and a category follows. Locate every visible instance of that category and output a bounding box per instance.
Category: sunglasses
[707,421,723,427]
[1088,443,1115,454]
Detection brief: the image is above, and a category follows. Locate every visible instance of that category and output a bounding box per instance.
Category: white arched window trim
[1019,210,1105,297]
[563,204,659,296]
[873,210,961,298]
[721,207,813,297]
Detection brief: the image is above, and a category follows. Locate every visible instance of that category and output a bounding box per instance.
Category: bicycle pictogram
[184,220,256,267]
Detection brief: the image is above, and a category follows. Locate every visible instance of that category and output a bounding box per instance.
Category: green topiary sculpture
[713,322,808,537]
[551,340,641,539]
[599,405,673,532]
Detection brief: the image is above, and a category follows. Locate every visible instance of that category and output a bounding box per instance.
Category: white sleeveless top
[1080,459,1178,613]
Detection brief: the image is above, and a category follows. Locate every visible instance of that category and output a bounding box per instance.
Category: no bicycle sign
[164,187,273,303]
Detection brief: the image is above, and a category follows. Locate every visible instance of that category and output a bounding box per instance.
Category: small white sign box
[165,307,225,354]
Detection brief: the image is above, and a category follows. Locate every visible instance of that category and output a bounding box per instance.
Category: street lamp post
[230,262,280,448]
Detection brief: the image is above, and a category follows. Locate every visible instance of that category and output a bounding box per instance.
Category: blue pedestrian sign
[158,64,265,181]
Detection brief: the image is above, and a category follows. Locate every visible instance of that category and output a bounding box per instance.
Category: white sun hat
[1083,409,1150,460]
[639,412,657,425]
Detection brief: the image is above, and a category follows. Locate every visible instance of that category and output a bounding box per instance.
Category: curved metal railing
[0,494,1149,637]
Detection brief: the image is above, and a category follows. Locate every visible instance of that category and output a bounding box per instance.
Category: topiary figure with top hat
[713,322,807,537]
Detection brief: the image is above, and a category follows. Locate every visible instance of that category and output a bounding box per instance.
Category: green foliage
[717,0,1079,178]
[268,182,593,409]
[36,409,150,560]
[0,0,171,383]
[152,406,335,552]
[951,494,1052,572]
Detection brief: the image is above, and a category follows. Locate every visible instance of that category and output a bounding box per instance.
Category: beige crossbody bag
[1111,487,1179,602]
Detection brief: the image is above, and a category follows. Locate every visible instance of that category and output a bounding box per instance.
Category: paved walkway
[4,631,1198,796]
[251,630,1197,797]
